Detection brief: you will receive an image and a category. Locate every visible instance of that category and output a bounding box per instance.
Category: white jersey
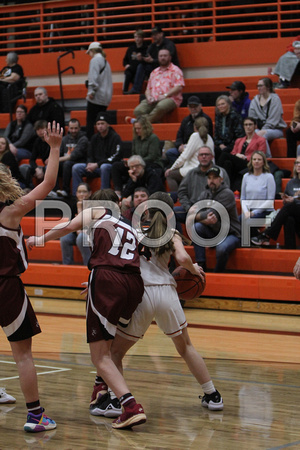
[140,249,176,287]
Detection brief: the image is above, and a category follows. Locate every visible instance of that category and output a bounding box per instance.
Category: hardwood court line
[0,361,71,381]
[267,441,300,450]
[187,323,300,337]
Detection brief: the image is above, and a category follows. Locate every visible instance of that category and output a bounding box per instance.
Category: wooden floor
[1,307,300,449]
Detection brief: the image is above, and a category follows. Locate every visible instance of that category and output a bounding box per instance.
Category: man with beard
[190,166,240,272]
[174,146,229,231]
[129,48,184,124]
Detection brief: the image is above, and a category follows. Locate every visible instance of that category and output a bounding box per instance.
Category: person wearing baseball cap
[72,111,122,195]
[190,164,240,272]
[85,41,113,139]
[163,95,213,167]
[227,80,250,119]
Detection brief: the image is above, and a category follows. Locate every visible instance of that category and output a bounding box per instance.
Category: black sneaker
[200,390,223,411]
[251,233,270,246]
[90,392,122,418]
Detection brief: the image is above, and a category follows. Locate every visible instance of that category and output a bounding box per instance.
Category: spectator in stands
[122,187,149,221]
[0,52,24,113]
[189,166,240,272]
[121,155,164,210]
[4,104,36,161]
[128,48,184,124]
[85,42,113,140]
[72,112,122,195]
[112,115,163,197]
[27,87,65,130]
[248,77,286,156]
[56,119,89,198]
[214,95,245,162]
[164,95,213,166]
[286,99,300,158]
[127,25,179,95]
[240,151,276,237]
[165,117,214,192]
[60,183,92,265]
[174,146,230,232]
[251,155,300,248]
[227,81,251,119]
[0,136,26,188]
[122,29,148,94]
[19,120,58,197]
[273,40,300,89]
[218,117,267,191]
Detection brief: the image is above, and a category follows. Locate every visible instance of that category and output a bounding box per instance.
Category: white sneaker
[47,190,58,198]
[56,190,69,198]
[0,388,16,404]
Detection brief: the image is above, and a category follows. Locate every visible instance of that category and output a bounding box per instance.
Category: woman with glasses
[248,78,286,157]
[218,117,267,190]
[252,156,300,248]
[3,104,36,162]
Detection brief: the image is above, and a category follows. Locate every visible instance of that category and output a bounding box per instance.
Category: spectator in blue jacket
[227,81,251,120]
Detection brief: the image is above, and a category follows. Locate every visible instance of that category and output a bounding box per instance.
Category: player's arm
[172,233,205,281]
[27,206,106,249]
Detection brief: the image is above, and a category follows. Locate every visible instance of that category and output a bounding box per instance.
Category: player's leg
[171,328,223,411]
[10,339,56,432]
[89,339,146,428]
[111,334,136,374]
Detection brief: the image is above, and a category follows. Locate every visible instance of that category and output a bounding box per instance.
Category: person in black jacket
[27,87,65,130]
[164,95,213,166]
[56,119,89,197]
[72,112,122,195]
[0,52,24,113]
[122,29,148,94]
[127,25,179,94]
[121,155,165,211]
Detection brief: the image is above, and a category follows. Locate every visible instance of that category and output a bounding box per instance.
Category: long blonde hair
[0,163,24,202]
[194,117,209,143]
[142,191,175,256]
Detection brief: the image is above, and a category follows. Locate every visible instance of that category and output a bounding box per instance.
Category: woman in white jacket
[165,117,214,191]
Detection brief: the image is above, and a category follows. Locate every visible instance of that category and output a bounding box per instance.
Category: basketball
[172,266,206,301]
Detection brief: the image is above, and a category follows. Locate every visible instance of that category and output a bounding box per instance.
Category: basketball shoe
[90,392,122,418]
[0,388,16,404]
[112,403,146,429]
[90,382,108,406]
[200,390,223,411]
[24,408,56,432]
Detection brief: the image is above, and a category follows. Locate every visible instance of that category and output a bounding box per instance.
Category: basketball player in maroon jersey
[0,122,63,432]
[27,189,147,429]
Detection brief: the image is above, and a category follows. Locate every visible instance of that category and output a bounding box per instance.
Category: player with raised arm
[0,122,63,432]
[27,189,147,430]
[101,192,223,418]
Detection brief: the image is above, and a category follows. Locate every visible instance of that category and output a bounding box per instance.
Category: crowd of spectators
[0,30,299,269]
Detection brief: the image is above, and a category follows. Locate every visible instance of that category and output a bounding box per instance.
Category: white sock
[201,380,216,395]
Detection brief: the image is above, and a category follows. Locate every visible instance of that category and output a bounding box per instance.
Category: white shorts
[116,284,187,342]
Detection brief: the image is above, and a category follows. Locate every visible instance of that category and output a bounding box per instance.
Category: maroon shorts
[86,268,144,343]
[0,276,41,342]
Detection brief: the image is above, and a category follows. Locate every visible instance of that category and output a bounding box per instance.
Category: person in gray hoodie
[248,77,286,157]
[86,42,113,140]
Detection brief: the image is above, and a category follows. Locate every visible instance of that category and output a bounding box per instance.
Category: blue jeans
[72,163,112,195]
[174,205,188,233]
[60,232,91,265]
[193,223,240,272]
[16,148,32,162]
[165,147,180,165]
